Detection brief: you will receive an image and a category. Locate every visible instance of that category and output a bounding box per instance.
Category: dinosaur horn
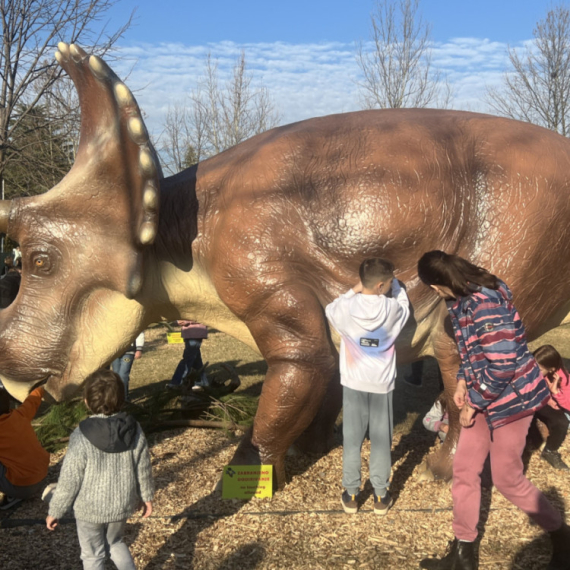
[0,201,11,234]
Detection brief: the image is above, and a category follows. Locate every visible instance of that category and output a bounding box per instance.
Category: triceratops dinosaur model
[2,44,570,486]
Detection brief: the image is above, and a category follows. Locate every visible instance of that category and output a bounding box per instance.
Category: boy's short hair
[83,369,125,415]
[359,258,395,288]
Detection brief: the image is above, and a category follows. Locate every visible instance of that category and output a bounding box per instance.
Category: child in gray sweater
[46,369,154,570]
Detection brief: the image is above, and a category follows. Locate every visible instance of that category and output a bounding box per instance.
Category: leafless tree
[161,52,281,174]
[357,0,452,109]
[0,0,132,197]
[487,5,570,136]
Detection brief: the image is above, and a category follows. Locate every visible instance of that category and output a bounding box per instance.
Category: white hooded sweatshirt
[325,280,410,394]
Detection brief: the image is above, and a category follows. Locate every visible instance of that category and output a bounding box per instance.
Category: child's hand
[460,404,476,427]
[545,373,561,395]
[141,501,153,518]
[46,516,58,531]
[454,380,467,409]
[352,282,363,294]
[440,424,449,434]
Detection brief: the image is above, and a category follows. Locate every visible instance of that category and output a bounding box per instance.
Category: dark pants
[111,353,135,398]
[535,405,570,450]
[0,461,46,499]
[170,339,204,386]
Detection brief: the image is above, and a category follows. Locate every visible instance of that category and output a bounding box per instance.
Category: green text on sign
[222,465,273,499]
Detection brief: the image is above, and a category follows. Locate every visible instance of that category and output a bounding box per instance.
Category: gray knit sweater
[48,414,154,524]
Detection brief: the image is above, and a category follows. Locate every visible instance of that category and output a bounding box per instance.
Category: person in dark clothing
[0,263,20,308]
[1,255,13,276]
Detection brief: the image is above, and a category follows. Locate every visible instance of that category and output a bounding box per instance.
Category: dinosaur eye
[32,254,52,274]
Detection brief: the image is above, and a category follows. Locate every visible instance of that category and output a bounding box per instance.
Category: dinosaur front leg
[229,285,337,489]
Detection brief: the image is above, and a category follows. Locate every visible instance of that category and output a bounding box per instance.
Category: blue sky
[94,1,562,152]
[112,0,550,44]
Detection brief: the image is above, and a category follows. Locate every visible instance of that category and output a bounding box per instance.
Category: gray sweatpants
[76,519,136,570]
[342,386,393,496]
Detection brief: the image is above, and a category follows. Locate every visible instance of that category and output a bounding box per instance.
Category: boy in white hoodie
[326,258,409,515]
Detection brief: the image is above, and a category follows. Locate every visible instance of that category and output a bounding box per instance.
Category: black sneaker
[0,495,22,510]
[373,490,393,515]
[341,490,359,514]
[542,448,570,471]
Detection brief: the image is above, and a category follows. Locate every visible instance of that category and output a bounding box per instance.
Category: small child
[0,386,49,509]
[326,258,410,515]
[422,393,449,442]
[533,345,570,470]
[46,369,154,569]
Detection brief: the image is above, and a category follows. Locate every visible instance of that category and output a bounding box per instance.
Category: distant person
[326,258,410,515]
[46,369,154,570]
[0,259,21,308]
[0,386,49,510]
[1,254,13,277]
[403,358,444,390]
[167,321,210,389]
[111,332,144,400]
[533,345,570,471]
[422,392,449,442]
[12,246,21,265]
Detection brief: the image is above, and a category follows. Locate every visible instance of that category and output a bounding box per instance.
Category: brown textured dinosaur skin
[2,46,570,486]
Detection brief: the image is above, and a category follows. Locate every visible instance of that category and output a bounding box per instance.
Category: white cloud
[109,37,521,142]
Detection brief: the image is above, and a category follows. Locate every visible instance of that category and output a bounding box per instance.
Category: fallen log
[146,419,249,433]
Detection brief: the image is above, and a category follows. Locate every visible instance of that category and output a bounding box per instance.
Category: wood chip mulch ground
[1,421,569,569]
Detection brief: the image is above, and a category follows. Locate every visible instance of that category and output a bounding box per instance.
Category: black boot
[420,539,477,570]
[548,524,570,570]
[541,448,570,471]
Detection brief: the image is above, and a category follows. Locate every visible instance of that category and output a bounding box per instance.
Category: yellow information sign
[166,332,184,344]
[222,465,273,499]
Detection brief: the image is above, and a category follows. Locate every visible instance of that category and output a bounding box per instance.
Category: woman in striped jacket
[417,251,569,570]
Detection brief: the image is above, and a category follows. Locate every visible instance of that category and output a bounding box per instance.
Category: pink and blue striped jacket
[447,281,550,430]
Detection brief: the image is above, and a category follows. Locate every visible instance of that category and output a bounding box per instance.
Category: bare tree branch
[487,5,570,136]
[0,0,133,191]
[160,51,281,175]
[357,0,452,109]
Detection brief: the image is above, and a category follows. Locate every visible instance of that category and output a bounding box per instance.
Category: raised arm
[16,386,44,421]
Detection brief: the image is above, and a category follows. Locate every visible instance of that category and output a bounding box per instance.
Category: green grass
[31,323,570,453]
[35,399,89,452]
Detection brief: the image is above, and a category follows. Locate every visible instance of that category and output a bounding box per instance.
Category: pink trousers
[452,412,562,541]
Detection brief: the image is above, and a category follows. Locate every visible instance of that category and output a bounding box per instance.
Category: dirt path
[1,327,569,569]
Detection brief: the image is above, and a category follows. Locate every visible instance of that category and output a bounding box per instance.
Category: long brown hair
[417,250,499,297]
[533,345,565,373]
